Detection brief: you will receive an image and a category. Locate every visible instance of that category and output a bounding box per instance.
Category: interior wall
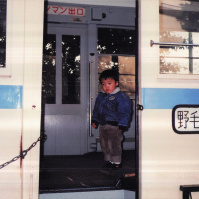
[47,0,135,7]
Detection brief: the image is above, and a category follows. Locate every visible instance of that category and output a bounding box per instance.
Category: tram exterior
[140,0,199,199]
[0,0,199,199]
[0,0,44,198]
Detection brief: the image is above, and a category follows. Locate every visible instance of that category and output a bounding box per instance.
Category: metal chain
[0,134,47,169]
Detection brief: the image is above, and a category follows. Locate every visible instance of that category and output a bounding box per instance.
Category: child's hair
[99,69,119,84]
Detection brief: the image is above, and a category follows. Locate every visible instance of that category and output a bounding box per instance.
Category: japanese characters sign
[172,105,199,134]
[48,5,85,16]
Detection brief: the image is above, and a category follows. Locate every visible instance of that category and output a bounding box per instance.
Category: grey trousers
[99,124,123,163]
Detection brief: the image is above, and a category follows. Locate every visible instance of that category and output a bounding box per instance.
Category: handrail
[89,60,93,137]
[150,40,199,47]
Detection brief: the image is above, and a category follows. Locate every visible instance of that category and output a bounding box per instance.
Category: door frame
[42,3,139,195]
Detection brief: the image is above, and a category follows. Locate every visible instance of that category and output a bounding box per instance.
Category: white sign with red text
[48,5,85,16]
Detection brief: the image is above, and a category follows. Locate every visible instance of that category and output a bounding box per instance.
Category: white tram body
[0,0,199,199]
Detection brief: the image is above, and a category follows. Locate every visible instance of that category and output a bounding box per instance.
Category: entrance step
[39,190,135,199]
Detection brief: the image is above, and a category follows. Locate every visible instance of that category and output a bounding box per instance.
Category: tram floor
[39,150,136,194]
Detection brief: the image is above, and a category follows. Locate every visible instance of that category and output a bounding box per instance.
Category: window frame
[0,0,12,77]
[156,0,199,80]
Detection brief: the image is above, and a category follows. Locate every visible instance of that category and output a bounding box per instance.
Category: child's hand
[92,123,97,129]
[91,120,99,129]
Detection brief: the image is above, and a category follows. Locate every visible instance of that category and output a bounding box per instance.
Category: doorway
[39,2,137,194]
[42,25,136,156]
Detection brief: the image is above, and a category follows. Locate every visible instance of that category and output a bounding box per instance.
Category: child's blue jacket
[91,87,132,128]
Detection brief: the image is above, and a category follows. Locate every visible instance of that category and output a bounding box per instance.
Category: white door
[42,24,88,155]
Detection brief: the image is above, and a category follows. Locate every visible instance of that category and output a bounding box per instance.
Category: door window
[159,0,199,75]
[42,34,81,104]
[62,35,80,104]
[42,34,56,104]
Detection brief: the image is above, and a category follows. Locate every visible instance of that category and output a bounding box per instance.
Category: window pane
[97,28,136,55]
[62,35,80,104]
[118,56,135,97]
[98,55,135,98]
[0,0,6,68]
[42,34,56,104]
[159,0,199,75]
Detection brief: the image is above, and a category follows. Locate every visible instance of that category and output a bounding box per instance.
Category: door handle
[137,104,144,111]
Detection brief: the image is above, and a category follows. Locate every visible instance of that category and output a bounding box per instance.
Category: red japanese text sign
[48,5,85,16]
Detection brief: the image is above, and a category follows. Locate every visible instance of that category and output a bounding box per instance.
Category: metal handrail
[150,40,199,47]
[89,60,93,137]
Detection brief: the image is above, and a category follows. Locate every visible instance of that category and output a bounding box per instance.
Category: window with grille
[159,0,199,76]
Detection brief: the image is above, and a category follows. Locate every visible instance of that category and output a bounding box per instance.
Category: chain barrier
[0,134,47,169]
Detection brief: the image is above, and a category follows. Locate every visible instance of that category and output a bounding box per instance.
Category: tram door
[42,24,88,155]
[42,5,136,156]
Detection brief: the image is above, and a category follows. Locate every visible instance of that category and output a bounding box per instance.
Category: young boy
[91,69,132,168]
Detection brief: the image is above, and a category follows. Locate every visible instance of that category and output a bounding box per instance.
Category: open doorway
[39,2,138,195]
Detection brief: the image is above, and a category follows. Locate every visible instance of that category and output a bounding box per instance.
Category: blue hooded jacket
[91,87,132,130]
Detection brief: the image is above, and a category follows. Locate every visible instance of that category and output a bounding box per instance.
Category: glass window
[159,0,199,75]
[98,28,136,98]
[42,34,81,105]
[62,35,80,104]
[97,28,136,55]
[42,34,56,104]
[0,0,7,68]
[98,55,135,98]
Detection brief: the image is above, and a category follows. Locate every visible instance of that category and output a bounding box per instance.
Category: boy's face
[101,78,118,94]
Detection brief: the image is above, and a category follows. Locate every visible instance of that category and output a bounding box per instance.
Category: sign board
[48,5,85,17]
[172,105,199,134]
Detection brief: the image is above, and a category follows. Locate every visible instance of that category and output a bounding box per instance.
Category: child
[91,69,132,168]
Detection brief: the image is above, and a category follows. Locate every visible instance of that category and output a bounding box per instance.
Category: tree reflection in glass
[42,34,56,104]
[159,0,199,75]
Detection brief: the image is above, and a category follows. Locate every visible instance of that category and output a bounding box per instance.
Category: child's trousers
[99,124,123,163]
